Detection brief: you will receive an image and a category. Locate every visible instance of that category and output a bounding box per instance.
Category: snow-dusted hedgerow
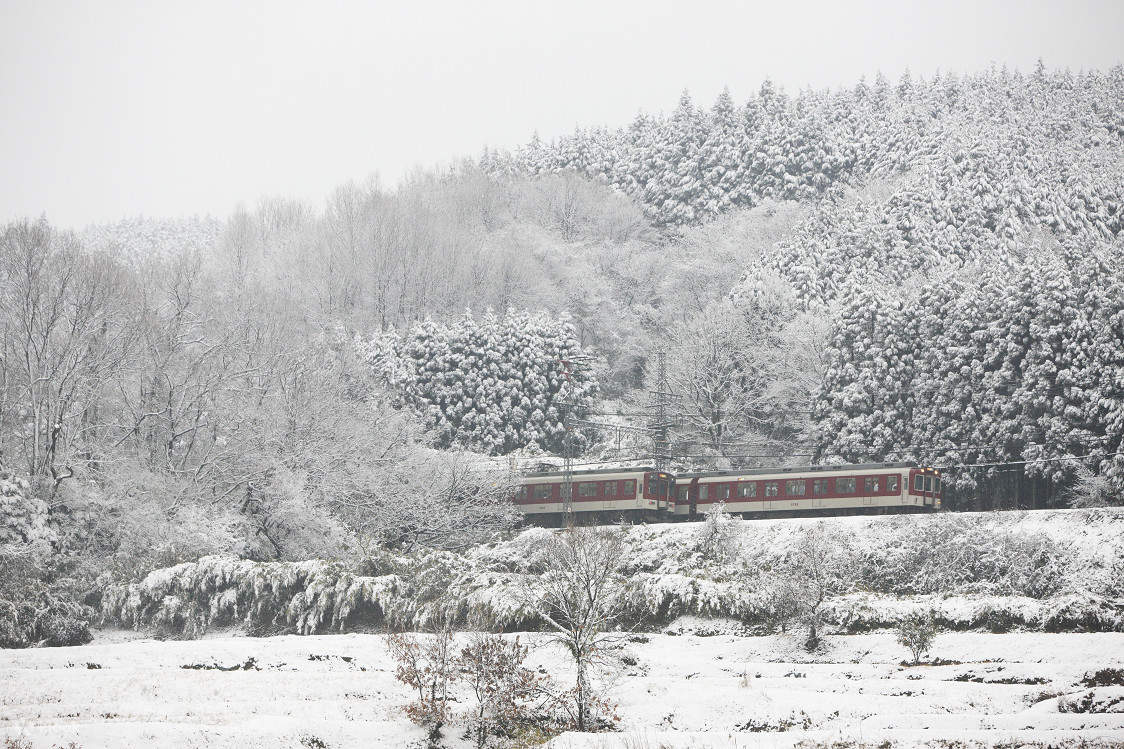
[101,557,414,637]
[99,508,1124,637]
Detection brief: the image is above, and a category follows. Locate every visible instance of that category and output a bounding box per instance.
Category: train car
[672,463,941,518]
[514,467,675,522]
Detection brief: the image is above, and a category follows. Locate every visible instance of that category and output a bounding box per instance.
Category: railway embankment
[97,508,1124,638]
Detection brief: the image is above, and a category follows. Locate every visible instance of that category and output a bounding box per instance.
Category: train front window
[934,477,941,493]
[914,475,924,491]
[924,476,933,492]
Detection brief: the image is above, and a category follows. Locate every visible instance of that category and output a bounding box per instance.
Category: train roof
[523,466,660,478]
[677,462,925,478]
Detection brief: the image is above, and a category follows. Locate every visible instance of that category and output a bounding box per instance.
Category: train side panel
[673,465,941,516]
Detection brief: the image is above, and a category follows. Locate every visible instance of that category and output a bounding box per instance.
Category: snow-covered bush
[1064,465,1122,508]
[694,501,738,563]
[895,610,939,663]
[457,629,551,748]
[100,555,414,637]
[0,472,55,548]
[850,514,1072,598]
[386,623,458,746]
[98,509,1124,638]
[0,473,92,649]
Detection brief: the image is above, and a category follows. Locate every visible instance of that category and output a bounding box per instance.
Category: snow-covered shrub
[0,548,92,649]
[851,514,1070,598]
[0,473,92,649]
[694,501,738,563]
[457,629,551,749]
[1065,465,1122,508]
[100,555,412,637]
[895,610,938,663]
[98,509,1124,637]
[0,472,55,548]
[387,623,458,746]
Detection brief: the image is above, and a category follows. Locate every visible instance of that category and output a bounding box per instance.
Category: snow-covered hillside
[2,630,1122,748]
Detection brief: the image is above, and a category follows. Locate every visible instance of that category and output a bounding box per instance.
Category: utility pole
[646,348,678,511]
[559,355,592,527]
[562,409,574,525]
[649,349,675,473]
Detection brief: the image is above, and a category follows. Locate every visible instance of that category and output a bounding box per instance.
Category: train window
[764,482,779,497]
[699,485,709,500]
[533,485,552,500]
[934,477,941,493]
[914,475,924,491]
[517,486,528,500]
[603,482,615,496]
[888,476,900,492]
[578,483,596,497]
[677,486,689,501]
[736,483,756,498]
[836,477,856,493]
[924,476,933,492]
[623,480,635,494]
[813,479,829,495]
[863,477,879,494]
[785,479,806,496]
[716,484,731,500]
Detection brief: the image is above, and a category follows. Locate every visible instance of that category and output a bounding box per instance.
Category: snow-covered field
[2,627,1122,748]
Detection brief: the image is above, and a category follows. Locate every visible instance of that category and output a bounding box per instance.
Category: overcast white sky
[2,0,1123,228]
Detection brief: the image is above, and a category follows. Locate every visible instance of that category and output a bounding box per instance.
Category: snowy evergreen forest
[2,63,1124,659]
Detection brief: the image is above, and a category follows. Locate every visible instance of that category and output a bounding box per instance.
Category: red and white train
[513,463,942,522]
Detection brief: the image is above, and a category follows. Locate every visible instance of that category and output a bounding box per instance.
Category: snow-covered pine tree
[394,310,596,455]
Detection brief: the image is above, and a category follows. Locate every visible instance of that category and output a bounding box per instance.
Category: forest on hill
[2,64,1124,649]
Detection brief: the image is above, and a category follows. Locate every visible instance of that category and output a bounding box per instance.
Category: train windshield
[647,474,673,498]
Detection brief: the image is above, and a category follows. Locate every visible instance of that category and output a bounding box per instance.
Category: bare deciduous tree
[0,219,131,494]
[525,525,628,731]
[335,452,521,553]
[754,524,847,650]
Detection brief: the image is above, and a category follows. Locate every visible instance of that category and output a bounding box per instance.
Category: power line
[934,449,1124,471]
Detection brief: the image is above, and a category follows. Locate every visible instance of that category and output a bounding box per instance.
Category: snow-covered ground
[2,627,1122,748]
